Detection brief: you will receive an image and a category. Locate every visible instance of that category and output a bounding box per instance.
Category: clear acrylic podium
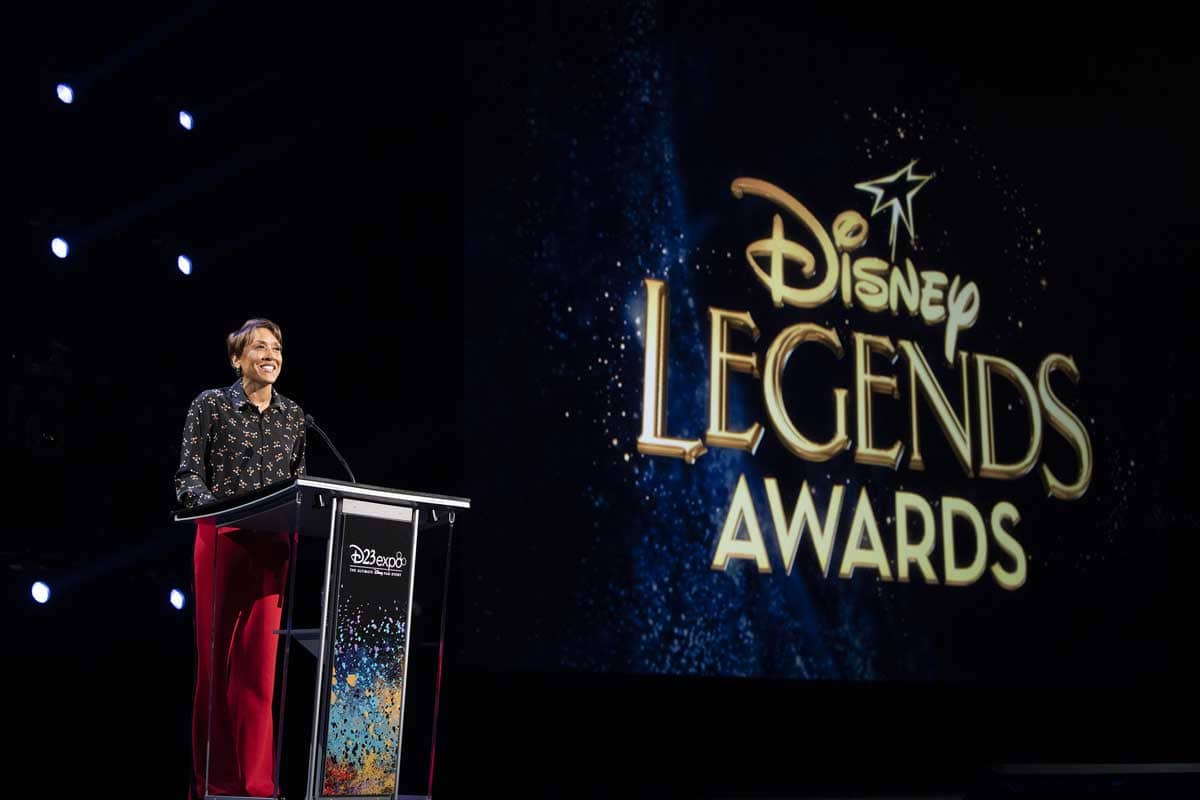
[174,476,470,800]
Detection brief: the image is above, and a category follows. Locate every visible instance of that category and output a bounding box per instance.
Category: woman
[175,318,306,799]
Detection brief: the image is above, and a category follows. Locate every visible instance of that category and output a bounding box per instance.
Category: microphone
[304,414,357,483]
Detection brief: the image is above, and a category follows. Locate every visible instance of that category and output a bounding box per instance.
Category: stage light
[31,581,51,604]
[56,84,74,104]
[51,238,69,258]
[170,589,186,610]
[178,110,193,130]
[177,255,192,275]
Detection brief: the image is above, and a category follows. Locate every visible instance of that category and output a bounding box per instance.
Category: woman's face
[234,327,283,386]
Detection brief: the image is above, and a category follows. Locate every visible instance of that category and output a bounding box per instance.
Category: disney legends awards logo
[635,162,1094,591]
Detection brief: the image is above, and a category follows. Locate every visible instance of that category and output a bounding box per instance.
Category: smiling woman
[229,318,284,405]
[174,317,307,800]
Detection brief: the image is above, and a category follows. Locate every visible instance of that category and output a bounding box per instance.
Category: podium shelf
[272,627,321,658]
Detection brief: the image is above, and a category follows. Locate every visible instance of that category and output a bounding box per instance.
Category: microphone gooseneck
[305,413,357,483]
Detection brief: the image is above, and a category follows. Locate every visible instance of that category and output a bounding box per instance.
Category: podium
[174,476,470,800]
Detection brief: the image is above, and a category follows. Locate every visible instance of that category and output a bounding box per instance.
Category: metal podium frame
[174,476,470,800]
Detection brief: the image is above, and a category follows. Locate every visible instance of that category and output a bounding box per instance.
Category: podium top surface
[172,475,470,527]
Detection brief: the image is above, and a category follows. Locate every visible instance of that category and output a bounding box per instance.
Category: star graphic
[854,160,933,262]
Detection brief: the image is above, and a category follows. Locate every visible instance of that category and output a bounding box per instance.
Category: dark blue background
[463,0,1199,685]
[458,2,1200,794]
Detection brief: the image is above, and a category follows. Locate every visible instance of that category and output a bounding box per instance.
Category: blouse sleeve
[174,393,216,508]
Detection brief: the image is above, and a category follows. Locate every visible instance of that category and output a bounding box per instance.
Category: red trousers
[191,521,292,799]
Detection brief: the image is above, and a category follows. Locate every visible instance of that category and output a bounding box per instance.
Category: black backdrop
[8,2,1200,797]
[8,3,462,795]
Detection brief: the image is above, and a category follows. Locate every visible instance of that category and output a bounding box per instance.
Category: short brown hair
[227,318,283,361]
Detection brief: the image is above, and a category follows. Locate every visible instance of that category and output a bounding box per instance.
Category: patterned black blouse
[175,379,306,508]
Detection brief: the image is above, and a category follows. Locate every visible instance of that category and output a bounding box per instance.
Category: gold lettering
[1037,354,1093,500]
[888,258,921,316]
[706,307,764,453]
[712,473,771,572]
[989,501,1026,590]
[764,479,845,576]
[943,275,980,363]
[899,340,973,477]
[637,278,707,463]
[732,178,840,308]
[895,491,938,583]
[942,496,987,586]
[833,210,867,310]
[976,354,1043,480]
[919,271,949,325]
[838,487,893,580]
[854,332,903,469]
[852,257,890,312]
[763,323,850,462]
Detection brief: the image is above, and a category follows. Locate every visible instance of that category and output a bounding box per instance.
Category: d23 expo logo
[636,162,1093,591]
[347,544,407,578]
